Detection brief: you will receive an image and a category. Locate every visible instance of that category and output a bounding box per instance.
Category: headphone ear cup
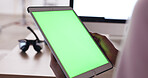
[33,44,42,52]
[33,42,43,52]
[21,45,29,52]
[19,40,29,52]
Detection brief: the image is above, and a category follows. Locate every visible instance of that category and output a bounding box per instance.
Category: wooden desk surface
[0,30,55,78]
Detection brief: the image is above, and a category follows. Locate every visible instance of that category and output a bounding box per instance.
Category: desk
[0,31,55,78]
[0,30,114,78]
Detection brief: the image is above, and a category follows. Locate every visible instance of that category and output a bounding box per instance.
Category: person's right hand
[50,33,118,78]
[91,33,118,66]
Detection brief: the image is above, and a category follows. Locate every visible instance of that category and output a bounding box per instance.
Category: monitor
[70,0,138,23]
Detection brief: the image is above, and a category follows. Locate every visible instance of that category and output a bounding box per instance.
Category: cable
[27,26,39,40]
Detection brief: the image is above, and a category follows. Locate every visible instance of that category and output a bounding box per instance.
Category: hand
[50,33,118,78]
[50,54,66,78]
[91,33,118,66]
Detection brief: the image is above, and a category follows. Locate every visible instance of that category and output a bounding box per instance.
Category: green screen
[32,10,109,78]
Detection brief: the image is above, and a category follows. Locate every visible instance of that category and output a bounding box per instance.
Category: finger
[93,36,100,43]
[50,53,57,68]
[50,54,66,78]
[91,33,104,38]
[51,53,57,62]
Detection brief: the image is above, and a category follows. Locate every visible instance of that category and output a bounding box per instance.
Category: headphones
[18,27,44,52]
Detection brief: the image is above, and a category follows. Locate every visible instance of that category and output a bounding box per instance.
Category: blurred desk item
[21,0,27,25]
[44,0,57,5]
[0,30,55,78]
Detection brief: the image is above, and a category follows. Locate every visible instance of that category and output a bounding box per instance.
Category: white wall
[0,0,125,37]
[0,0,69,15]
[0,0,20,15]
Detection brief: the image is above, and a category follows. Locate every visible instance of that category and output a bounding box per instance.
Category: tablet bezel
[28,6,113,78]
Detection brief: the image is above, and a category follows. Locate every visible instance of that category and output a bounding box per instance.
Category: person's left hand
[50,54,66,78]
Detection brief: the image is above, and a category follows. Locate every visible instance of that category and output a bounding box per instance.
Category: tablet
[28,6,112,78]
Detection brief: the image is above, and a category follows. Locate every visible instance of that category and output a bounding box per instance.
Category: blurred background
[0,0,124,60]
[0,0,69,60]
